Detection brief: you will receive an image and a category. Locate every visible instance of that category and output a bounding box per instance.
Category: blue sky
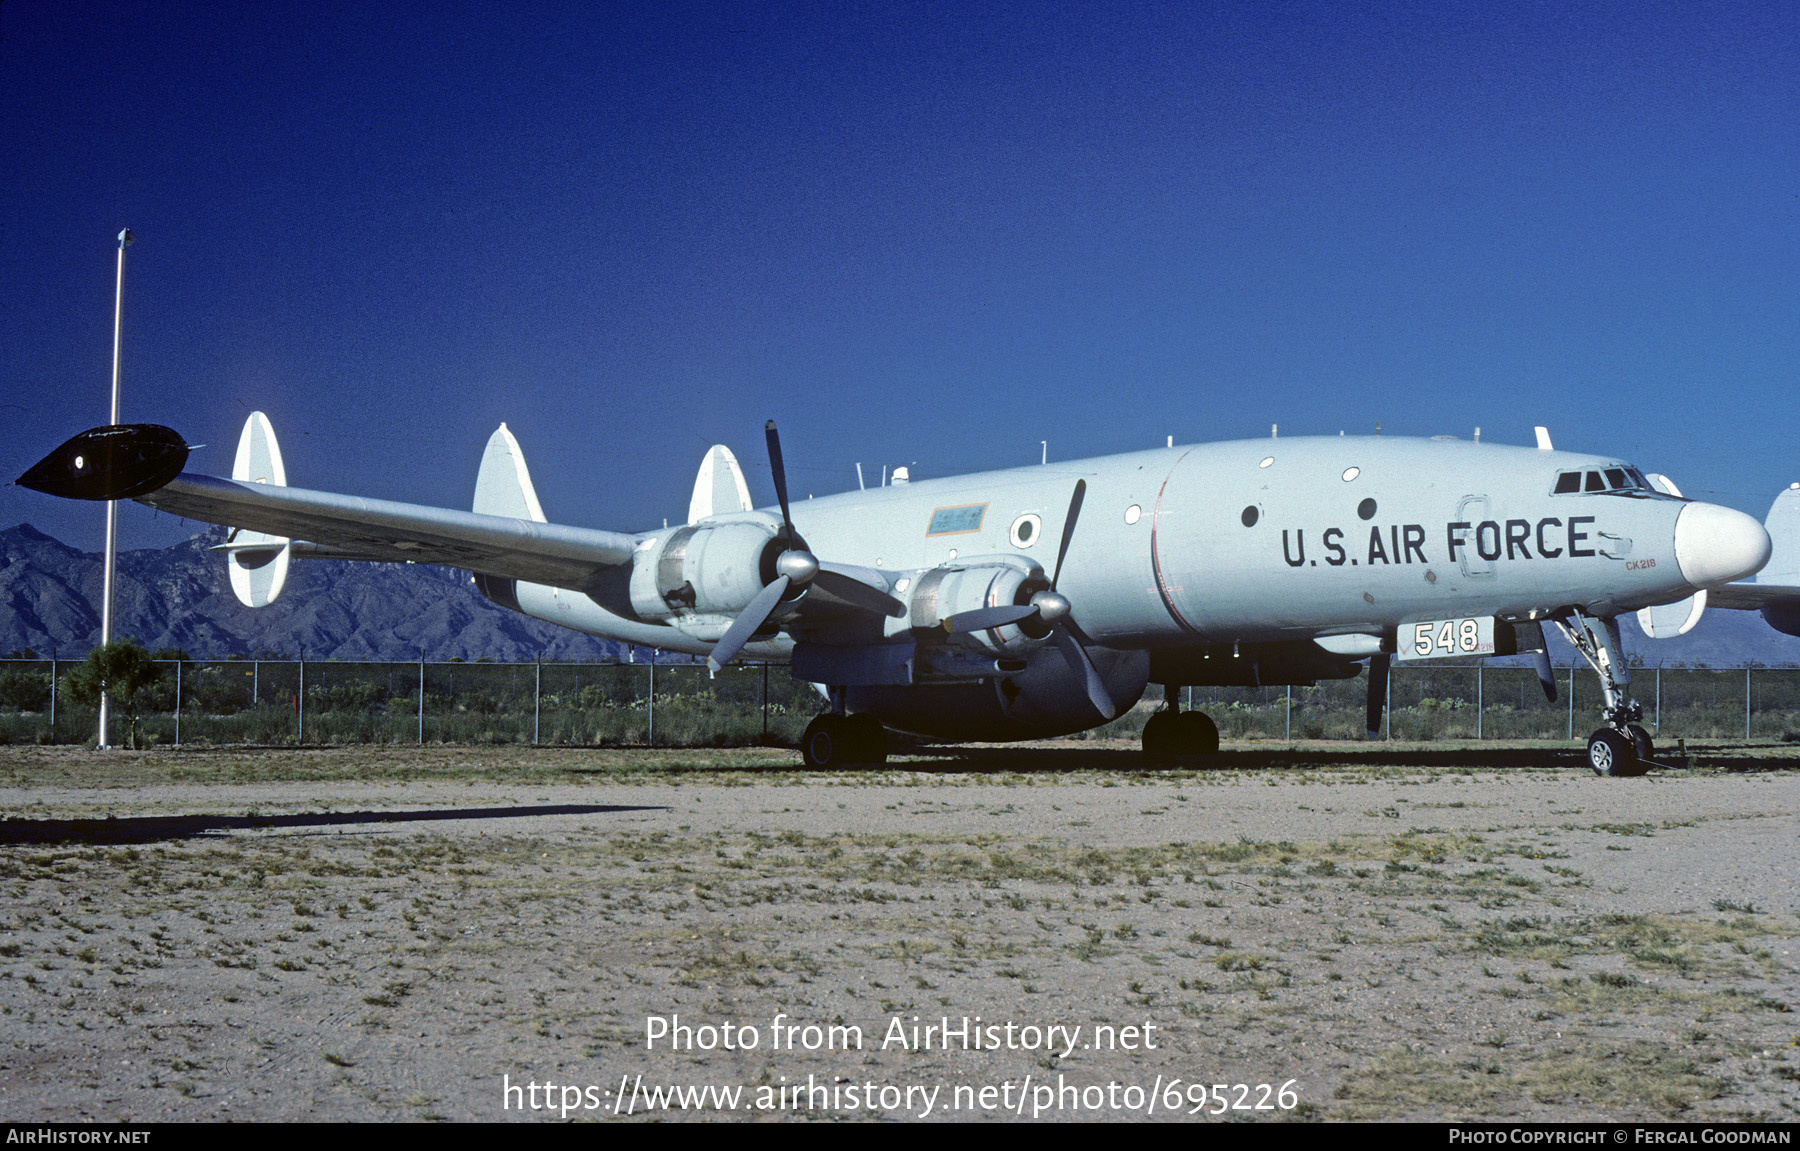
[4,1,1798,553]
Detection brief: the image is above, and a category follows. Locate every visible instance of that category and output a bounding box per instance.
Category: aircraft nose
[1674,502,1771,588]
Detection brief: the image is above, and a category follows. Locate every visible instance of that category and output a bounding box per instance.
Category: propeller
[1365,652,1389,739]
[706,421,904,673]
[942,480,1117,719]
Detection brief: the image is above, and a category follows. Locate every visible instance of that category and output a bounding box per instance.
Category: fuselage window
[1585,471,1606,493]
[1554,472,1581,494]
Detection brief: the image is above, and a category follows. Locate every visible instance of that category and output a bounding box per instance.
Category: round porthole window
[1342,466,1360,482]
[1124,504,1141,525]
[1009,513,1042,548]
[1259,456,1275,469]
[1358,498,1377,520]
[1241,506,1260,527]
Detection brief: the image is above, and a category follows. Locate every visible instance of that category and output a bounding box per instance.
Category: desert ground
[1,740,1796,1123]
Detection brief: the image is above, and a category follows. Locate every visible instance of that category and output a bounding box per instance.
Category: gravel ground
[1,742,1797,1123]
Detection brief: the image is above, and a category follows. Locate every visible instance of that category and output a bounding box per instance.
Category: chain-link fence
[1161,664,1800,742]
[0,659,821,747]
[3,658,1798,747]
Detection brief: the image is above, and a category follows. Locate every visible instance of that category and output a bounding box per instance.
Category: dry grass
[1,741,1797,1121]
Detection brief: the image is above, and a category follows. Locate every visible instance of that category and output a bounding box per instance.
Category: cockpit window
[1553,467,1657,496]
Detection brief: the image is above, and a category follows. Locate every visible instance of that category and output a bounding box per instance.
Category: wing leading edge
[16,420,639,593]
[142,473,636,591]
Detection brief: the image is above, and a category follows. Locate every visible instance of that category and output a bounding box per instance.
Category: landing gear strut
[1552,610,1653,777]
[1142,684,1219,761]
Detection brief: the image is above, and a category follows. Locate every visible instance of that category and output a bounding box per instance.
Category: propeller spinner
[940,480,1118,719]
[706,422,905,672]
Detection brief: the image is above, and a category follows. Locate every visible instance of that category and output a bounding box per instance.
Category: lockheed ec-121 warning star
[19,416,1800,776]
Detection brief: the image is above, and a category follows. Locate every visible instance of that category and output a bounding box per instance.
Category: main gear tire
[802,714,848,768]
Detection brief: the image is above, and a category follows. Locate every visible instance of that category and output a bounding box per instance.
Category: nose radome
[1675,502,1771,588]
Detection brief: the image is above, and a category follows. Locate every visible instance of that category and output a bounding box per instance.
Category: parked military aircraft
[19,416,1799,775]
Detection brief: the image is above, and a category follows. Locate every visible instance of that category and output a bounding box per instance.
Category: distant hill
[0,523,627,661]
[2,521,1798,666]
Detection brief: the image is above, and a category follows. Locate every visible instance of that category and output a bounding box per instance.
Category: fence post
[1476,663,1482,740]
[174,660,181,746]
[418,658,425,744]
[534,661,541,746]
[1655,666,1661,732]
[648,657,656,747]
[1567,665,1575,739]
[1746,667,1752,740]
[49,655,55,742]
[298,658,304,744]
[762,662,769,738]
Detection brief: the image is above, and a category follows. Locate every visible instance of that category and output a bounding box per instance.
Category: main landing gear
[801,689,888,767]
[1142,684,1219,761]
[1553,610,1654,777]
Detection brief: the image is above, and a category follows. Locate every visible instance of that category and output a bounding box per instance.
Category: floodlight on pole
[97,228,132,750]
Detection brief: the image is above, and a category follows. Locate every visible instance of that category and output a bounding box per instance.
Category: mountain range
[2,521,1797,666]
[0,523,626,661]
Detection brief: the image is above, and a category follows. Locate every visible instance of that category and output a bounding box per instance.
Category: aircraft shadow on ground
[888,746,1591,772]
[890,744,1796,773]
[0,803,665,846]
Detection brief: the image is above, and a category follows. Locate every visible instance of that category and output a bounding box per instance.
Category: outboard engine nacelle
[628,516,788,622]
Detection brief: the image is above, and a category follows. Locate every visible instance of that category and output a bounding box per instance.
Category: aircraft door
[1453,495,1495,581]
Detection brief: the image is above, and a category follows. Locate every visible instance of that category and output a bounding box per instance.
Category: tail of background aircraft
[1758,484,1800,635]
[217,411,292,608]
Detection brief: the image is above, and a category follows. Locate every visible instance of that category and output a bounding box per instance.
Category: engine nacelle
[628,516,786,622]
[906,556,1049,657]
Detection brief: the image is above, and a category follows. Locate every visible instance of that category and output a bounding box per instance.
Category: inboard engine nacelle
[906,556,1051,656]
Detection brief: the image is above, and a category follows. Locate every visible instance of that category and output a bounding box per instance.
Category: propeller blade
[1532,649,1558,703]
[813,566,906,618]
[1053,624,1117,719]
[1050,479,1086,589]
[764,420,793,537]
[942,603,1041,633]
[1365,652,1390,739]
[707,574,791,673]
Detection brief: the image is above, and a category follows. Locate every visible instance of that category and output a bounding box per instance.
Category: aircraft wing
[1700,581,1800,611]
[141,473,637,591]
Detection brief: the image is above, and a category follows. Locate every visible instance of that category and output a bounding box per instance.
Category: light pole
[98,229,133,750]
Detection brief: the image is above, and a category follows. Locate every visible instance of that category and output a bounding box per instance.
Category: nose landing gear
[1555,611,1654,777]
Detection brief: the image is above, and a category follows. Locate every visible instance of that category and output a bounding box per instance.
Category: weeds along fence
[0,659,820,748]
[1,658,1798,747]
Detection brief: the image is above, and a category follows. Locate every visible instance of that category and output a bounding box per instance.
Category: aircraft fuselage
[697,436,1710,647]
